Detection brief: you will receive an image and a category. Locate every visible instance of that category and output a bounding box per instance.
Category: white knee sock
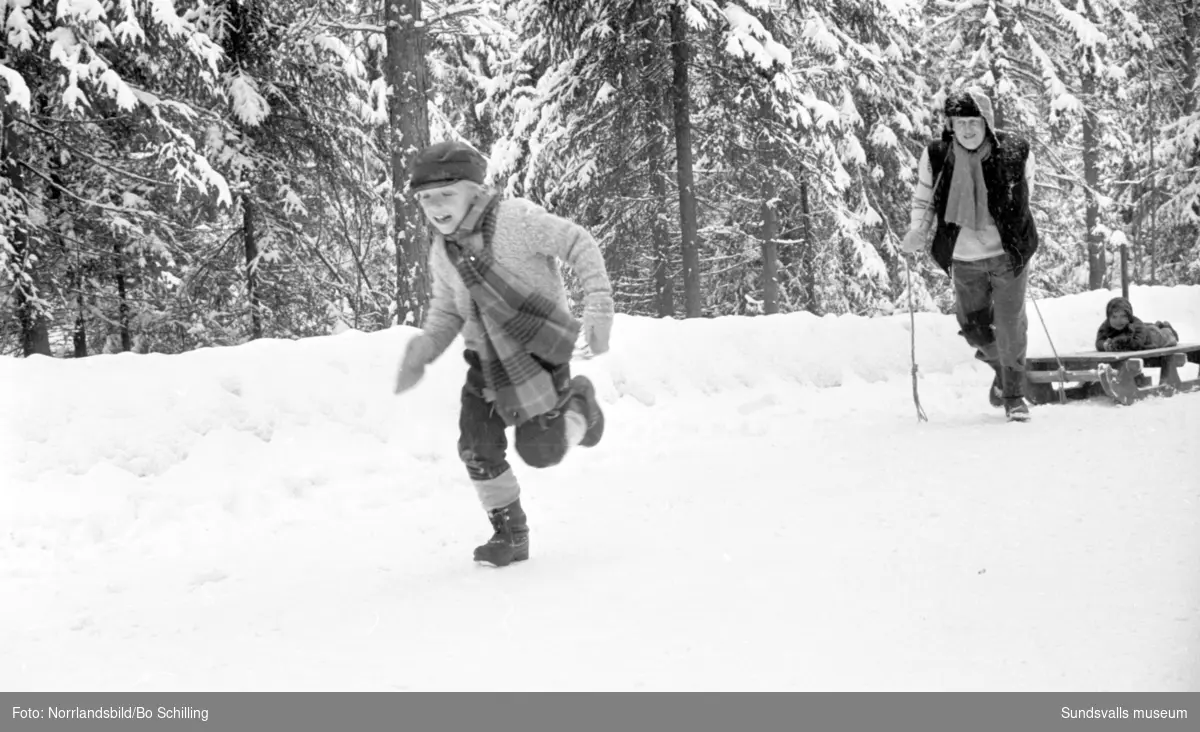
[565,407,587,448]
[473,468,520,511]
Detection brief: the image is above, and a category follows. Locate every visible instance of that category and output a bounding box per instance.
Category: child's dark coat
[1095,297,1179,352]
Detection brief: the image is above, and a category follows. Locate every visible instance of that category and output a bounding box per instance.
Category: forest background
[2,0,1197,357]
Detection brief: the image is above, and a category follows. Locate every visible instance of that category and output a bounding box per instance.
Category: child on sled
[1095,296,1179,352]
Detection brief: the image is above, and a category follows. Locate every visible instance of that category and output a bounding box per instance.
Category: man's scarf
[443,193,581,425]
[944,138,993,231]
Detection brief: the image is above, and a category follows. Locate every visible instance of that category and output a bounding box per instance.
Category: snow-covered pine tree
[180,0,391,347]
[424,0,515,155]
[920,0,1155,293]
[488,0,926,318]
[0,0,229,356]
[1123,0,1200,285]
[754,0,928,316]
[488,0,687,317]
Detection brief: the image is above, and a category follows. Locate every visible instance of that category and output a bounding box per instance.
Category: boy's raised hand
[395,335,435,394]
[582,296,613,355]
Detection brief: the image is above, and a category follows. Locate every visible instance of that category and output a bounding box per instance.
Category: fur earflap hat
[943,87,996,135]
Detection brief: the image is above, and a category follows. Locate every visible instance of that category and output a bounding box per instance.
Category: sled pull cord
[902,157,949,425]
[904,257,929,422]
[1029,290,1067,405]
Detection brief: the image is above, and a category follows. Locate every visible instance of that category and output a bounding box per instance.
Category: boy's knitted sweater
[422,197,614,362]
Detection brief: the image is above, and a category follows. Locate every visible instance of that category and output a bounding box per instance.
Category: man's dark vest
[926,131,1039,275]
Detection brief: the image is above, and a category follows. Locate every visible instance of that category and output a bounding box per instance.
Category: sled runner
[1024,343,1200,406]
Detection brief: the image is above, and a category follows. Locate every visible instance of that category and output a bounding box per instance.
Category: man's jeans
[952,254,1029,398]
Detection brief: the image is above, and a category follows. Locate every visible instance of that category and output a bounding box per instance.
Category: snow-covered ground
[2,285,1198,691]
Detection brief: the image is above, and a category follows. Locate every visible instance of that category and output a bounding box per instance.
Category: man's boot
[473,499,529,567]
[987,366,1004,408]
[1001,366,1031,422]
[974,350,1003,408]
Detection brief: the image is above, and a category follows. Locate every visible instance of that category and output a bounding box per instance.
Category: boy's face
[415,180,476,235]
[1109,310,1130,329]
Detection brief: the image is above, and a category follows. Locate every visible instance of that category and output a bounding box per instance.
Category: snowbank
[3,285,1196,486]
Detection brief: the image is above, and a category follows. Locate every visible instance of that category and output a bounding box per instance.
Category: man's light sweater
[421,197,614,362]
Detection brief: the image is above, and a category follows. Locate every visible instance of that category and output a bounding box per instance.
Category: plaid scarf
[443,193,581,426]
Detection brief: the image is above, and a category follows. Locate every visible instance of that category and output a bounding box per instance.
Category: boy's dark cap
[408,141,487,192]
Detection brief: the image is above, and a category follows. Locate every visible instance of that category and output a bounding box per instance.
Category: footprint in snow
[189,570,230,588]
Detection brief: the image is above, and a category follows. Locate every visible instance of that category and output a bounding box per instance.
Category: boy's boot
[473,499,529,567]
[567,375,605,447]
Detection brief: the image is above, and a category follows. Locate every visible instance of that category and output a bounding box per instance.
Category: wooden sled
[1024,343,1200,406]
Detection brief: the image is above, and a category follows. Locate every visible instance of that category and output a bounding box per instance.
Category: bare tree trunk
[47,136,86,357]
[385,0,431,326]
[1182,0,1200,290]
[988,61,1007,129]
[1183,1,1199,116]
[1082,74,1105,290]
[2,103,51,356]
[72,272,87,357]
[113,238,132,352]
[649,150,675,318]
[59,171,87,358]
[1175,0,1200,292]
[756,96,779,314]
[669,3,702,318]
[65,243,87,357]
[1145,79,1158,285]
[1132,210,1141,284]
[1119,243,1129,299]
[242,195,263,339]
[640,0,674,318]
[799,174,817,314]
[760,198,780,314]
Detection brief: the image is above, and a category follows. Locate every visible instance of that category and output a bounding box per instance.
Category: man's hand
[900,224,930,254]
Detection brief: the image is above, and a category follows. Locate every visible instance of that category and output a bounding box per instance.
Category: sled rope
[1029,292,1067,405]
[903,257,929,422]
[900,157,950,424]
